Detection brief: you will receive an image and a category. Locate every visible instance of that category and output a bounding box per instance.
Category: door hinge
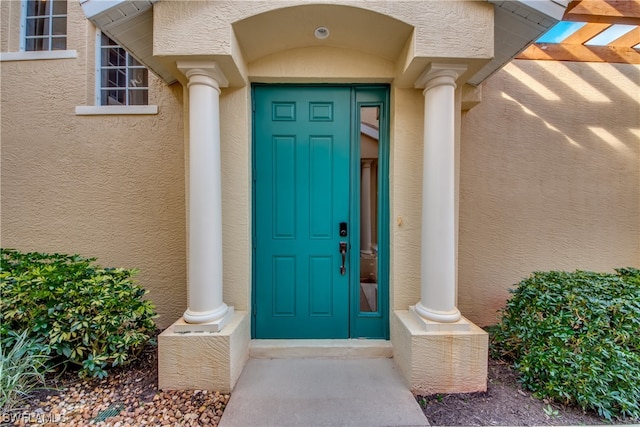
[252,303,257,316]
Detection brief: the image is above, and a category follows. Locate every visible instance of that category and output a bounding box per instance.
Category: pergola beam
[517,42,640,63]
[564,0,640,25]
[517,0,640,64]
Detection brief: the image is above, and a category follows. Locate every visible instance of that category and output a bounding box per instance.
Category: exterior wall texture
[390,88,424,311]
[151,1,493,88]
[0,1,186,328]
[153,1,493,61]
[459,60,640,326]
[218,86,251,311]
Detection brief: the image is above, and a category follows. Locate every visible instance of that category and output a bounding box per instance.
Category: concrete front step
[249,339,393,359]
[218,358,430,427]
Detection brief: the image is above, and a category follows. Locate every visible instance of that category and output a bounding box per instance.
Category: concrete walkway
[218,358,430,427]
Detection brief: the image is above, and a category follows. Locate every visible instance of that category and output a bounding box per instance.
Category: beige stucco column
[158,62,248,387]
[176,61,233,331]
[412,63,467,326]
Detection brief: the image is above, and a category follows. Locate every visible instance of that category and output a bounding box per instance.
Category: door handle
[339,242,347,275]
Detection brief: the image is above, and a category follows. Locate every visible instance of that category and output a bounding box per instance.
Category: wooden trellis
[517,0,640,63]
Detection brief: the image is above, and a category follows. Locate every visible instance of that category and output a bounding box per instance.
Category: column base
[391,310,488,395]
[413,301,461,323]
[409,305,470,332]
[183,302,231,326]
[158,311,250,392]
[175,306,235,333]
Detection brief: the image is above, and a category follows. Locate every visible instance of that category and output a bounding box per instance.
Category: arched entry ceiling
[232,5,414,64]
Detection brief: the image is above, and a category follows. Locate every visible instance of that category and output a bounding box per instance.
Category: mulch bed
[5,343,228,427]
[417,358,634,426]
[6,342,635,426]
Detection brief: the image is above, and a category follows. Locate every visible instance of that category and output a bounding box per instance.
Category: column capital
[177,60,229,91]
[415,63,467,92]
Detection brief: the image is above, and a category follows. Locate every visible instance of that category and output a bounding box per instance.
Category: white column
[413,63,467,325]
[360,160,373,255]
[177,61,232,331]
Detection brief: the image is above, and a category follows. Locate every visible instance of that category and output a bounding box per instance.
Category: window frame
[74,30,157,116]
[96,30,149,107]
[21,0,68,52]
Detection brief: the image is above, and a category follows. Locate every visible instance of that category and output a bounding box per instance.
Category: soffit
[79,0,177,84]
[468,0,567,85]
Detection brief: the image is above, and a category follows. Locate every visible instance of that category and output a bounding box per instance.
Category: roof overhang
[79,0,177,83]
[80,0,568,87]
[468,0,568,84]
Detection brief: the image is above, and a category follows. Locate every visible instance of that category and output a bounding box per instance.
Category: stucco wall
[0,1,186,328]
[458,60,640,326]
[0,1,20,52]
[4,1,638,334]
[152,1,493,87]
[153,1,492,61]
[250,47,395,83]
[390,87,424,310]
[219,86,251,311]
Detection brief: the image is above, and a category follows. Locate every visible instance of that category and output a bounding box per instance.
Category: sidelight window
[359,106,380,313]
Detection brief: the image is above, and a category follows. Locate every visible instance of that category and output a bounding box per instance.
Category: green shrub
[0,248,157,379]
[0,331,50,411]
[491,268,640,421]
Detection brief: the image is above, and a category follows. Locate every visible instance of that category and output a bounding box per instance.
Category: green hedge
[491,268,640,421]
[0,248,157,378]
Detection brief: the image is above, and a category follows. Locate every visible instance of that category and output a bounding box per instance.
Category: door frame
[251,83,390,339]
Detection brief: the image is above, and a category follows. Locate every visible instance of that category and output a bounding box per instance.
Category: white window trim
[75,105,158,115]
[19,0,26,51]
[75,29,158,116]
[0,1,75,61]
[0,50,77,61]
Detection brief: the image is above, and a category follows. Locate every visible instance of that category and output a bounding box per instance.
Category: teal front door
[253,85,389,339]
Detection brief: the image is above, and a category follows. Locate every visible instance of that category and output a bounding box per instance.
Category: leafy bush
[491,268,640,421]
[0,331,50,411]
[0,249,157,379]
